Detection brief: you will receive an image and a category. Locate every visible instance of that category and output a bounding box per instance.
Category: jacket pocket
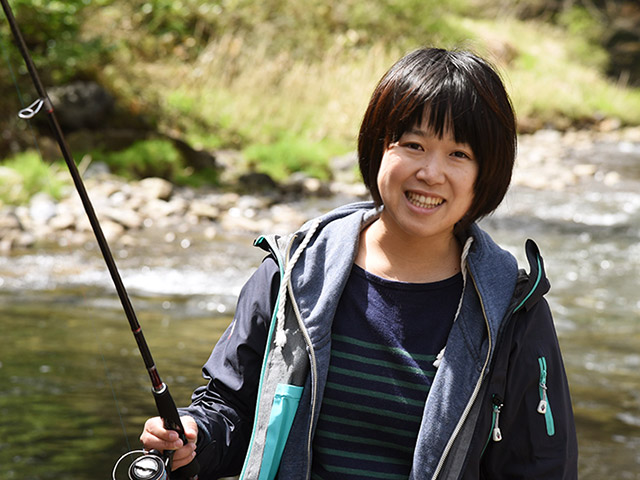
[259,383,304,480]
[537,356,555,436]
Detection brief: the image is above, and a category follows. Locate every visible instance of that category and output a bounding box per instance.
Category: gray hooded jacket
[182,202,578,480]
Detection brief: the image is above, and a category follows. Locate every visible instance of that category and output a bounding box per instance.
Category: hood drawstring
[274,219,322,349]
[433,236,474,369]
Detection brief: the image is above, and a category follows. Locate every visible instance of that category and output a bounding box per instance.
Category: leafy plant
[94,139,182,179]
[0,151,68,205]
[243,136,340,182]
[89,138,220,186]
[1,0,111,83]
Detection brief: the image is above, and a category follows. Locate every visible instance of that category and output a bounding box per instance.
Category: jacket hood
[257,202,525,479]
[261,202,522,356]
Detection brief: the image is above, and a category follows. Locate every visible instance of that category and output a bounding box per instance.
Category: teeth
[406,192,444,208]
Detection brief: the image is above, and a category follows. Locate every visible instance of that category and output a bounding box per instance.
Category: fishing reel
[114,448,198,480]
[113,449,170,480]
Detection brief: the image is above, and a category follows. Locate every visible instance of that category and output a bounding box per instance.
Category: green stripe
[322,398,424,423]
[324,464,408,479]
[514,255,542,312]
[329,365,433,390]
[333,334,437,362]
[320,414,419,438]
[326,381,426,407]
[315,446,411,466]
[315,430,415,453]
[331,350,430,376]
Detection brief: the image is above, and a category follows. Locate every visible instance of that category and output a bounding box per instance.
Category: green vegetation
[244,135,342,182]
[1,0,640,202]
[0,152,67,205]
[88,138,220,186]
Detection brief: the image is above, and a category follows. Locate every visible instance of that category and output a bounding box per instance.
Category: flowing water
[1,135,639,479]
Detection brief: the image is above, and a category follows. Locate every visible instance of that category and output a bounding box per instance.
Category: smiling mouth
[406,192,444,209]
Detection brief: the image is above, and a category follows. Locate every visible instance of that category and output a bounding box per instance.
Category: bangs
[358,47,516,219]
[387,64,484,156]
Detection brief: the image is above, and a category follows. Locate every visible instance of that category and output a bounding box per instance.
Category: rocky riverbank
[1,127,639,254]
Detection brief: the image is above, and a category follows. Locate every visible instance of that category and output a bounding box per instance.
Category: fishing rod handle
[154,385,200,479]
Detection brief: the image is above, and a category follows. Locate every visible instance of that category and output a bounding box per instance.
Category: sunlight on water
[1,140,639,479]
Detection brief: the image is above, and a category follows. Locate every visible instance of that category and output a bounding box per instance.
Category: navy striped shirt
[311,264,462,479]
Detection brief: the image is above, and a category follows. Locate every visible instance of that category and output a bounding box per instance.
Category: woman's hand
[140,415,198,470]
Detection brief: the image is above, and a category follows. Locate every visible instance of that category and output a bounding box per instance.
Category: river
[1,130,639,479]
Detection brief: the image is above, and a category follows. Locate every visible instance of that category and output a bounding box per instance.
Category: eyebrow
[404,126,445,139]
[405,127,429,137]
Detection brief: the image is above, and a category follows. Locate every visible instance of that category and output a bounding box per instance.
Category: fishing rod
[0,1,198,478]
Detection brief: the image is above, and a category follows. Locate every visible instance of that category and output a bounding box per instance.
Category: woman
[141,47,578,479]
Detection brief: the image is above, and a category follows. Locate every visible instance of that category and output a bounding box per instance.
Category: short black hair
[358,47,517,230]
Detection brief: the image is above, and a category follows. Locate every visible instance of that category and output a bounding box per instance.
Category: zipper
[279,230,319,480]
[431,270,493,479]
[288,282,317,480]
[491,395,504,442]
[537,356,555,436]
[239,237,286,480]
[481,394,504,458]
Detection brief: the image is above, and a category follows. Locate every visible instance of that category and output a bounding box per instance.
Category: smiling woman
[357,48,517,232]
[138,47,578,480]
[358,124,479,282]
[355,48,515,283]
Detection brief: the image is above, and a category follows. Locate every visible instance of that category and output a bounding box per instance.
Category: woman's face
[376,121,478,245]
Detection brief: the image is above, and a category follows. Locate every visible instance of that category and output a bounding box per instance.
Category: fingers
[140,416,180,451]
[180,415,198,443]
[170,441,197,470]
[140,415,199,470]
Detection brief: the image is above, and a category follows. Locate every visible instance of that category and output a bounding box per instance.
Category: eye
[451,150,473,160]
[402,142,424,151]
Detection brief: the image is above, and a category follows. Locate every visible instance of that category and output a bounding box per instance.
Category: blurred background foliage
[1,0,640,201]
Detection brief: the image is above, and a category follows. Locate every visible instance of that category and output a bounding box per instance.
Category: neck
[355,220,462,283]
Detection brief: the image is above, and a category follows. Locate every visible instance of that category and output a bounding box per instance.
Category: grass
[3,0,640,197]
[452,17,640,128]
[107,10,640,145]
[0,152,68,206]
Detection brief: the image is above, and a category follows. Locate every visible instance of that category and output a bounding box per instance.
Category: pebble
[1,128,638,251]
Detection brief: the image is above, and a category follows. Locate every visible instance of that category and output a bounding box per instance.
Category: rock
[168,136,218,171]
[101,220,126,242]
[101,207,143,230]
[83,161,111,179]
[329,181,369,199]
[284,172,331,196]
[47,81,115,131]
[29,193,57,225]
[139,198,187,220]
[189,200,220,220]
[220,211,271,234]
[0,210,21,230]
[49,212,77,231]
[212,192,241,210]
[0,230,35,252]
[330,152,359,184]
[598,117,622,132]
[136,177,174,200]
[237,172,279,193]
[572,164,598,178]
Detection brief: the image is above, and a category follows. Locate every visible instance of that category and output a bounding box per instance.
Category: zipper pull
[537,383,548,414]
[492,395,503,442]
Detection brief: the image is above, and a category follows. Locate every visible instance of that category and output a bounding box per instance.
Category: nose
[415,153,446,185]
